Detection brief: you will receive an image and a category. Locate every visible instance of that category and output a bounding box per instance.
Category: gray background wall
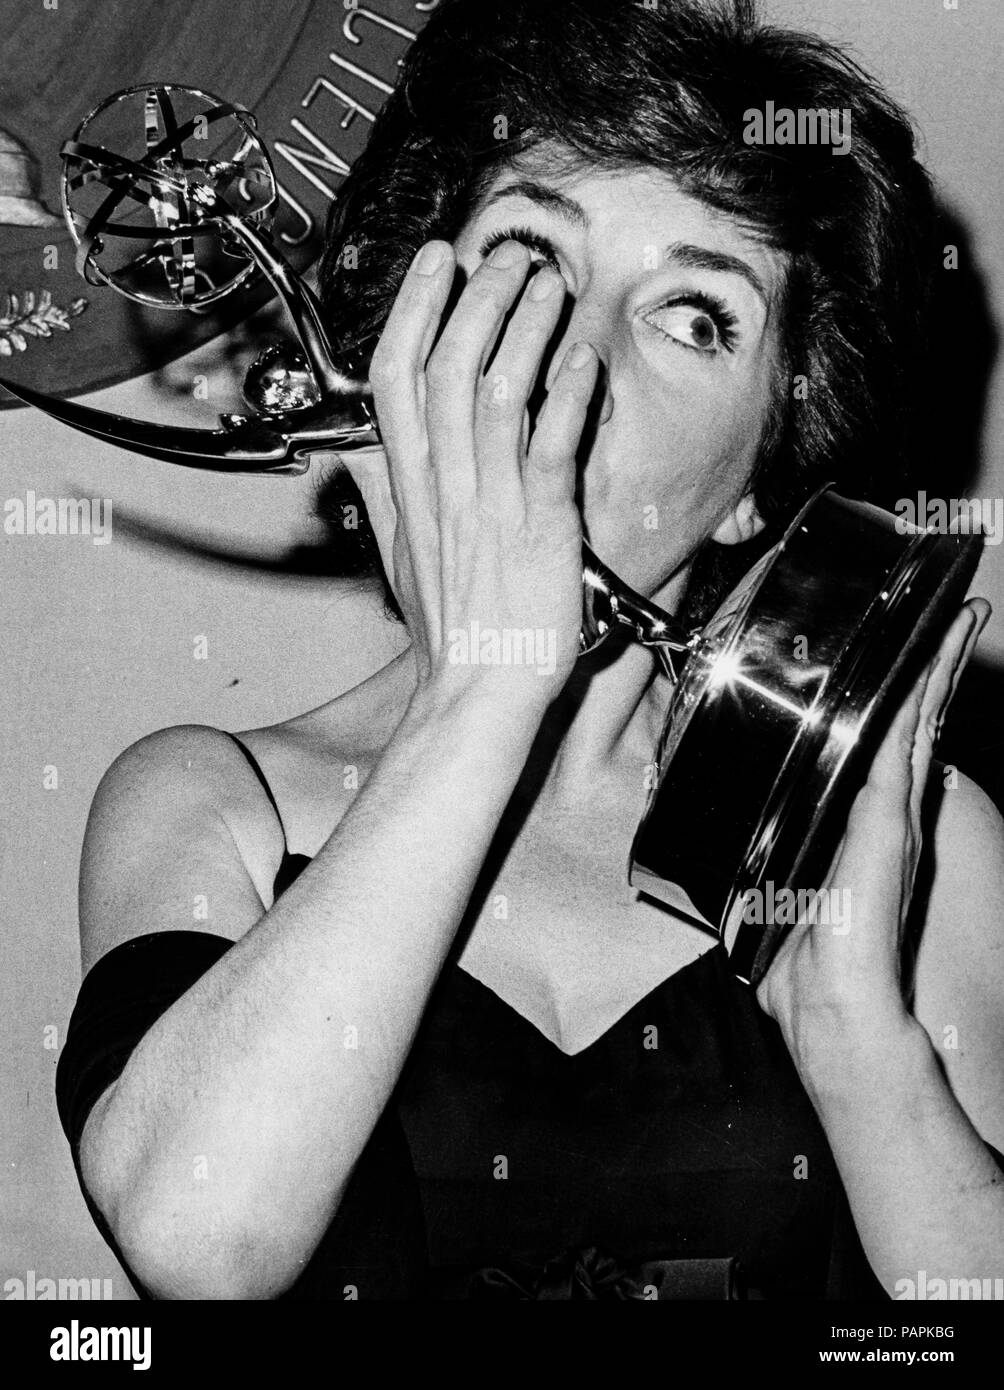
[3,0,1002,1298]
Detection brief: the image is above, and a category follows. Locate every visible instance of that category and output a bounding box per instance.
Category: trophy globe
[60,84,277,311]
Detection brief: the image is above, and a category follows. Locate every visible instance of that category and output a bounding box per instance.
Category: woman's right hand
[364,238,599,708]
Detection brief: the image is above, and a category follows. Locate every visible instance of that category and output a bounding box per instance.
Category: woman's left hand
[756,598,991,1052]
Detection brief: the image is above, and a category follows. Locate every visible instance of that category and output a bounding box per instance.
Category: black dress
[55,737,886,1299]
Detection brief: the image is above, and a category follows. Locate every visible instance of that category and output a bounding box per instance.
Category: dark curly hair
[315,0,938,625]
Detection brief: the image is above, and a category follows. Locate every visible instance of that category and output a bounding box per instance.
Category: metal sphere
[60,83,277,309]
[242,341,320,412]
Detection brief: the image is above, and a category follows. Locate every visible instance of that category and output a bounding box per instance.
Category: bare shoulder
[83,653,415,975]
[232,650,416,857]
[80,723,295,970]
[89,722,279,872]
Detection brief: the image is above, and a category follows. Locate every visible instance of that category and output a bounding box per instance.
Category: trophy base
[629,488,984,988]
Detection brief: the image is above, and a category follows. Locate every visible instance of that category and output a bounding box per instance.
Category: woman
[57,0,1004,1300]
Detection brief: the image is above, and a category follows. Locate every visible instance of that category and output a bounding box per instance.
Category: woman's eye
[479,227,561,270]
[645,301,737,354]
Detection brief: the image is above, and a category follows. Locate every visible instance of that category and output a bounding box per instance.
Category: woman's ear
[710,490,765,546]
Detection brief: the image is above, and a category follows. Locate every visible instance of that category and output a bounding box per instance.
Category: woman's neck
[527,640,671,806]
[325,564,687,808]
[523,558,693,809]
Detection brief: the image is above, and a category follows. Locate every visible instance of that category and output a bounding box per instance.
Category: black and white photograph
[2,0,1003,1363]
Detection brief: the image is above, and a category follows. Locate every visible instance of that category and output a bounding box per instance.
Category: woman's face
[453,147,789,606]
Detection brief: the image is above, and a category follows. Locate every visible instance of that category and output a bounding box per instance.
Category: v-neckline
[450,944,728,1059]
[268,846,733,1057]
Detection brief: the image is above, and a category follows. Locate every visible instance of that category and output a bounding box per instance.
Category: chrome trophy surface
[629,490,981,983]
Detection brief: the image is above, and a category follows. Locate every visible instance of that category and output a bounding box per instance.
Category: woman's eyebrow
[476,188,769,308]
[479,180,589,228]
[663,241,768,308]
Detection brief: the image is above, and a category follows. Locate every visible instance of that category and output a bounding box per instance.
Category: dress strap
[227,733,290,854]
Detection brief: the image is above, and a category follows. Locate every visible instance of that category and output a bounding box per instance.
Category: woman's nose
[546,343,614,426]
[543,296,614,424]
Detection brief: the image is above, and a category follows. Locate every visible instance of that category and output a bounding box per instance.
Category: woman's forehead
[468,149,788,295]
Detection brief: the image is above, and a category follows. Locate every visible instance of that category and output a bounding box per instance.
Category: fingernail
[565,341,594,370]
[488,240,527,269]
[529,267,561,300]
[412,242,449,276]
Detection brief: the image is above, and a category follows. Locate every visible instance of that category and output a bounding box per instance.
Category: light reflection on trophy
[0,85,984,985]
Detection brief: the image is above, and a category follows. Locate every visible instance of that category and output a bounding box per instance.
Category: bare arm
[758,610,1004,1294]
[81,694,541,1300]
[78,238,595,1299]
[793,773,1004,1296]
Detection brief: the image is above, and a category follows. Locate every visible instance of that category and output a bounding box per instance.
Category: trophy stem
[581,539,696,679]
[207,195,370,404]
[651,643,684,683]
